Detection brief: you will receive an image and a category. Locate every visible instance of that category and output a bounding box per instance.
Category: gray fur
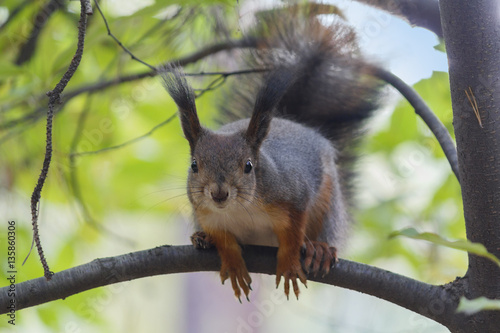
[164,10,381,252]
[215,117,350,248]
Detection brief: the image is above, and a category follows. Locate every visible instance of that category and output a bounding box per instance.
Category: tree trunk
[439,1,500,331]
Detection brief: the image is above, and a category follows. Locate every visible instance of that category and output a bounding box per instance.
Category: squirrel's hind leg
[271,207,309,300]
[302,242,338,277]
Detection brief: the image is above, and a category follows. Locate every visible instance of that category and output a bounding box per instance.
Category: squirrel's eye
[244,160,253,174]
[191,160,198,173]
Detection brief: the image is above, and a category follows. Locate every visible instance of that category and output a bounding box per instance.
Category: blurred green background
[0,1,463,332]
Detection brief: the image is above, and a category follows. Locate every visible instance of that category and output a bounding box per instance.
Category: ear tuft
[160,64,202,152]
[246,67,297,151]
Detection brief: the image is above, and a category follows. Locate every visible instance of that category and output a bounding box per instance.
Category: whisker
[237,194,266,214]
[235,198,255,225]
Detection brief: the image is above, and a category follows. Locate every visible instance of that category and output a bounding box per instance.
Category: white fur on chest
[199,204,279,247]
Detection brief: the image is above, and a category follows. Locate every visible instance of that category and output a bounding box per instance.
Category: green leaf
[457,296,500,315]
[434,40,446,53]
[390,228,500,267]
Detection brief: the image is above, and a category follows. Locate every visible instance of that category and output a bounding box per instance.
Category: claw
[191,231,214,249]
[276,273,282,289]
[276,261,307,300]
[312,245,324,277]
[219,259,252,302]
[292,278,300,300]
[284,275,290,298]
[303,242,315,274]
[220,270,229,285]
[302,242,338,278]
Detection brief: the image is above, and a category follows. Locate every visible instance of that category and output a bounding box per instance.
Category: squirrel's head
[161,64,294,211]
[186,130,257,211]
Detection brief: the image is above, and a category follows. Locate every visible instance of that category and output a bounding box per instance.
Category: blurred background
[1,0,463,332]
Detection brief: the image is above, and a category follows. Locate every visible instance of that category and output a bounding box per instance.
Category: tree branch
[354,0,442,37]
[69,113,176,157]
[15,0,66,65]
[0,38,257,134]
[94,0,155,71]
[372,66,460,182]
[28,0,90,280]
[0,244,465,328]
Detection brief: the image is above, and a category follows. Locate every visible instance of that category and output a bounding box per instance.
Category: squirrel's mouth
[208,186,230,209]
[211,200,230,210]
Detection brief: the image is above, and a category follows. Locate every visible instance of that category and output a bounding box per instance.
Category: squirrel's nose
[211,189,229,203]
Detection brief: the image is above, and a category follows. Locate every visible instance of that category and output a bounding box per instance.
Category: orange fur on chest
[195,173,334,247]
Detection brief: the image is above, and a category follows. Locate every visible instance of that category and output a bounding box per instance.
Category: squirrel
[161,5,381,301]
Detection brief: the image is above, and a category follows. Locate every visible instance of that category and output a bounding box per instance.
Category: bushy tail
[223,4,380,143]
[221,4,382,194]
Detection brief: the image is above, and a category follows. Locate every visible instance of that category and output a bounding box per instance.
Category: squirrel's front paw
[275,259,307,300]
[302,242,338,277]
[190,231,214,249]
[220,260,252,302]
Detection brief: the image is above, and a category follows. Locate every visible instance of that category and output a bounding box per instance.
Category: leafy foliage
[390,228,500,267]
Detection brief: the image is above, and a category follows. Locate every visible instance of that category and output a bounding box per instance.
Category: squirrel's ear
[245,67,296,151]
[160,64,201,152]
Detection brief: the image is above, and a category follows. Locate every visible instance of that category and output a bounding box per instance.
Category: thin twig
[192,68,268,98]
[372,66,460,182]
[69,113,177,157]
[94,0,155,71]
[185,68,268,77]
[0,6,182,119]
[0,38,258,135]
[2,38,257,148]
[68,69,266,157]
[194,76,227,98]
[67,96,135,245]
[28,0,90,280]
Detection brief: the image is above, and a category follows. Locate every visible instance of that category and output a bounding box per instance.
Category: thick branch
[372,67,460,182]
[354,0,442,37]
[0,245,464,328]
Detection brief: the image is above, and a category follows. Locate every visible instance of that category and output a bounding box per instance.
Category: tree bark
[439,1,500,331]
[0,244,462,329]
